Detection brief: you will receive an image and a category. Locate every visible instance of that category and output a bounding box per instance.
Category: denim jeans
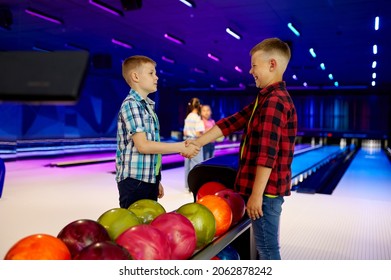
[203,142,215,160]
[117,174,161,209]
[184,147,203,190]
[251,195,284,260]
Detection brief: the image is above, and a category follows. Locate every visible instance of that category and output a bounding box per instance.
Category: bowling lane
[46,143,312,168]
[332,148,391,201]
[291,145,345,178]
[281,147,391,259]
[45,141,241,167]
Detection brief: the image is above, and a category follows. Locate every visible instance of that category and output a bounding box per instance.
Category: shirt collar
[258,81,286,96]
[128,88,155,106]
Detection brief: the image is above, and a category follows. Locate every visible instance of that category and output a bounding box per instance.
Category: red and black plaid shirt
[216,81,297,197]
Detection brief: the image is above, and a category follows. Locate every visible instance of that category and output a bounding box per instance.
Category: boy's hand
[181,142,200,158]
[184,139,198,147]
[246,193,263,220]
[158,183,164,199]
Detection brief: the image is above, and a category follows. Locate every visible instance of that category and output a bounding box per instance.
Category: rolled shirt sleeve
[122,102,146,135]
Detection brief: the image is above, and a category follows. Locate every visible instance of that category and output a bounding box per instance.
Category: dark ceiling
[1,0,390,92]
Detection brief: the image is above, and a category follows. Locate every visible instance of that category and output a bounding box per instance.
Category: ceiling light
[372,61,377,68]
[373,44,377,54]
[207,53,220,62]
[372,81,376,86]
[375,16,379,30]
[179,0,195,8]
[89,0,123,16]
[164,33,185,45]
[292,74,298,80]
[334,81,339,87]
[372,73,376,79]
[219,76,228,82]
[320,63,326,70]
[162,56,175,64]
[309,48,316,58]
[226,28,241,40]
[25,8,63,24]
[193,67,206,74]
[303,82,308,87]
[234,66,242,73]
[328,74,333,80]
[287,23,300,36]
[111,38,132,49]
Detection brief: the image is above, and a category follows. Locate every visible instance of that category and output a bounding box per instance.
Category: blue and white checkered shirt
[116,89,160,183]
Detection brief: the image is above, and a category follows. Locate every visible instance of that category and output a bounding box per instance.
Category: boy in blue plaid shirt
[116,55,199,208]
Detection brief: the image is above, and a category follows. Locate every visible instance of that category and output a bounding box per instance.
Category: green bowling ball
[128,199,166,224]
[176,202,216,249]
[97,208,140,240]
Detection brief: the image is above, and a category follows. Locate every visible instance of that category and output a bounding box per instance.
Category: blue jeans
[117,174,160,209]
[251,195,284,260]
[203,142,215,160]
[184,147,203,190]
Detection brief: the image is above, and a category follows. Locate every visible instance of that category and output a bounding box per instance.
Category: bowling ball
[215,189,246,226]
[151,212,196,260]
[128,199,166,224]
[197,195,232,237]
[4,233,71,260]
[176,202,216,249]
[57,219,111,258]
[214,244,240,260]
[97,208,140,240]
[196,181,227,200]
[116,224,171,260]
[74,241,132,260]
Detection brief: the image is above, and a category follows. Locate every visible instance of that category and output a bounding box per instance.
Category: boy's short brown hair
[250,38,291,62]
[122,55,156,82]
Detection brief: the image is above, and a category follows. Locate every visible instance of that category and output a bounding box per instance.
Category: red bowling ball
[215,189,246,226]
[151,212,197,260]
[115,224,171,260]
[57,219,111,259]
[196,181,227,200]
[74,241,132,260]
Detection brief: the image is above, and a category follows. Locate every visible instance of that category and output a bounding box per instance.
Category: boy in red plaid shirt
[186,38,297,259]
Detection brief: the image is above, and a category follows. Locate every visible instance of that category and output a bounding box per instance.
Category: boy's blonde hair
[122,55,156,83]
[250,38,291,71]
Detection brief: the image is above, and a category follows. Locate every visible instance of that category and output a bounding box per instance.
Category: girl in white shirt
[183,97,205,191]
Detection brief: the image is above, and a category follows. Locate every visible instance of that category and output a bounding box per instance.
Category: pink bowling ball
[151,212,197,260]
[115,224,171,260]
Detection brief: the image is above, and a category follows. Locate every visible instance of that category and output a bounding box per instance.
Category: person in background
[185,38,297,259]
[183,97,205,191]
[116,55,200,209]
[201,104,216,160]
